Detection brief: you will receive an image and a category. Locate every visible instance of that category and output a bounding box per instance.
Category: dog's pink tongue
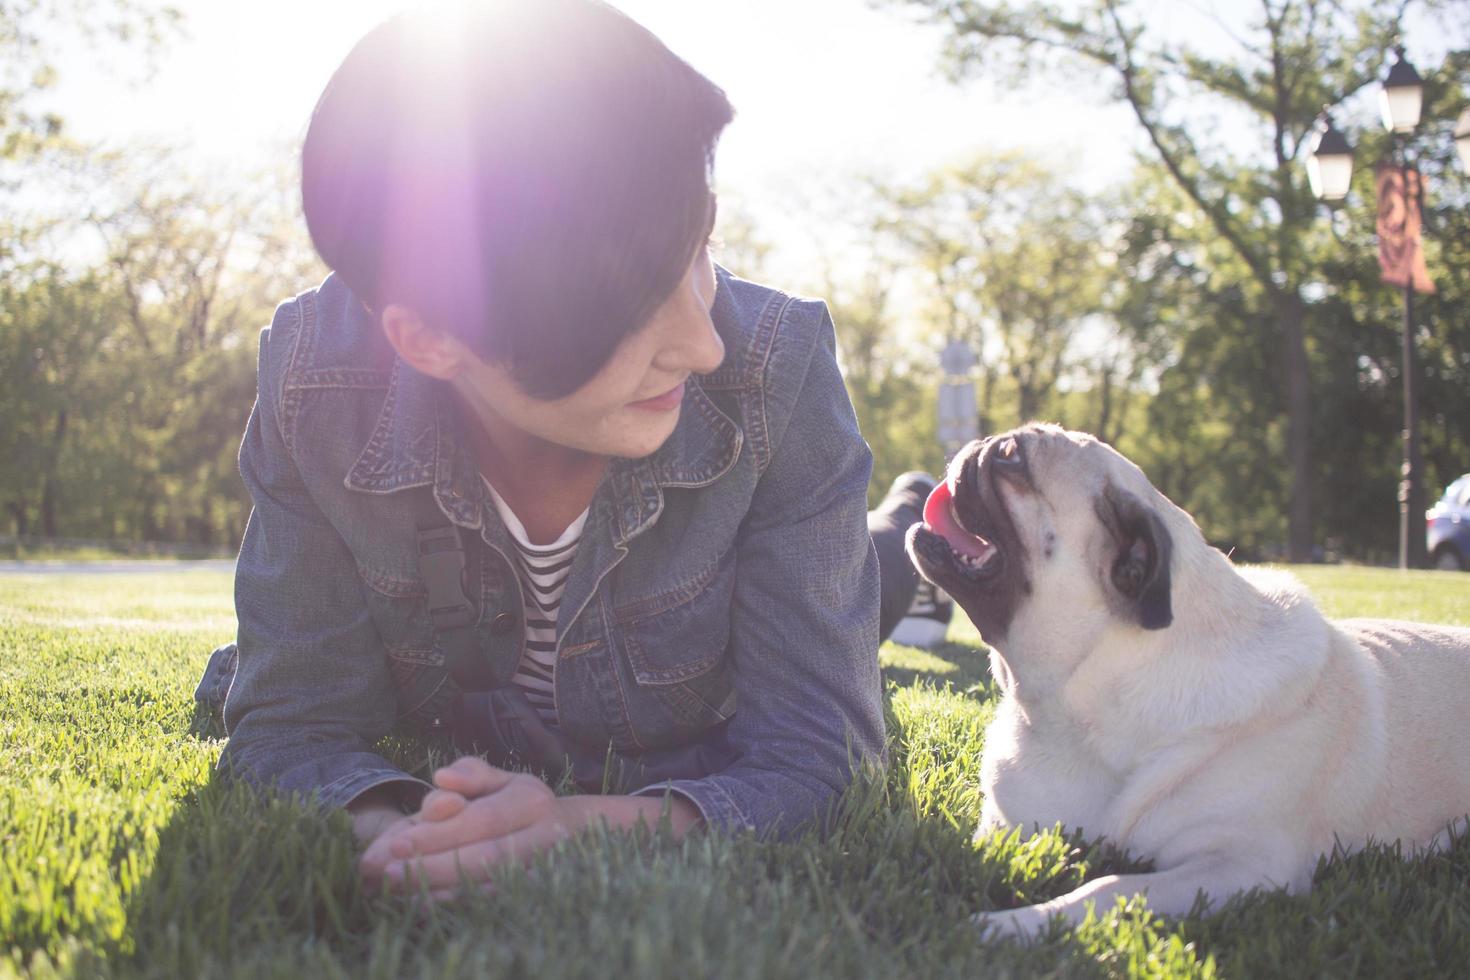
[922,481,995,561]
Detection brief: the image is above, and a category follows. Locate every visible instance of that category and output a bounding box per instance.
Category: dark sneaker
[889,579,953,648]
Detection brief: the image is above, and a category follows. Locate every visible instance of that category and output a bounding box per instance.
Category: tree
[1104,171,1294,556]
[0,258,118,536]
[0,155,325,544]
[711,195,775,284]
[874,152,1112,431]
[0,0,181,160]
[889,0,1462,560]
[821,263,943,505]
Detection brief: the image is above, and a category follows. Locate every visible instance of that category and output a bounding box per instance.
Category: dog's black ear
[1100,487,1173,630]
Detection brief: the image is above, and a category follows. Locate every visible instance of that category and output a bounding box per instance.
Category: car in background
[1427,474,1470,571]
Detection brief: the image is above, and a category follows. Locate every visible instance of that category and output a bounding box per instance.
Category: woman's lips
[628,381,686,412]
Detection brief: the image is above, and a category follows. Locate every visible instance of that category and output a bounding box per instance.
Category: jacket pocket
[616,552,739,732]
[359,576,455,729]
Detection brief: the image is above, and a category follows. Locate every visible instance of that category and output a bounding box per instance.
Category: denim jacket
[213,268,884,836]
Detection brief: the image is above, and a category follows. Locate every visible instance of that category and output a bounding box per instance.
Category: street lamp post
[1305,46,1461,569]
[1382,49,1427,569]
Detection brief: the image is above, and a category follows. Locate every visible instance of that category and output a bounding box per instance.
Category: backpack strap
[413,490,498,690]
[407,489,734,791]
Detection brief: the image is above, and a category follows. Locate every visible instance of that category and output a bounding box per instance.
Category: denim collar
[343,357,742,544]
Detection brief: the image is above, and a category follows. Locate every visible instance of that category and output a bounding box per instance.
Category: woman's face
[447,241,725,462]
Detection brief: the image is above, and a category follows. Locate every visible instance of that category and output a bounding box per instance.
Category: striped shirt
[484,479,588,727]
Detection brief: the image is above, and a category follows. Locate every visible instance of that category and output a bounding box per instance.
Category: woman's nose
[654,293,724,375]
[679,312,725,375]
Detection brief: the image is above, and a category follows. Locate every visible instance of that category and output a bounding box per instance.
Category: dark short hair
[301,0,732,399]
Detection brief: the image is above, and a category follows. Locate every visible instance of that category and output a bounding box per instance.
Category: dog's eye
[999,438,1017,459]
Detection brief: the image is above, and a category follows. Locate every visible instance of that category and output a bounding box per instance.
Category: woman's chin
[599,410,682,460]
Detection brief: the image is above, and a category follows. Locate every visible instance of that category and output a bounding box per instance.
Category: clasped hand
[358,757,586,901]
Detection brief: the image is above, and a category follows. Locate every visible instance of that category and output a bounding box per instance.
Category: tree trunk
[7,499,28,537]
[40,408,68,538]
[1017,372,1039,423]
[1017,388,1033,424]
[140,486,162,542]
[40,483,58,538]
[978,366,997,434]
[1095,360,1115,443]
[1278,293,1313,562]
[196,500,215,546]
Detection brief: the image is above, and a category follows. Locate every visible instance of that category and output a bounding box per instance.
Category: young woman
[204,0,888,898]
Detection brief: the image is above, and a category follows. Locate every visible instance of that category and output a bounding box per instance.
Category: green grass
[0,549,233,564]
[1,565,1468,978]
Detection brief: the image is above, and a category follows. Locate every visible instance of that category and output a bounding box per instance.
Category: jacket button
[489,612,517,634]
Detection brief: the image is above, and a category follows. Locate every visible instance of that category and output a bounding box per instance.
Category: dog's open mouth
[907,447,1013,588]
[920,479,1001,580]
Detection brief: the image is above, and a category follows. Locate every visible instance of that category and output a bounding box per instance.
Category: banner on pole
[1375,163,1435,294]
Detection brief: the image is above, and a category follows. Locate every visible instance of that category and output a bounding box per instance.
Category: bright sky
[42,0,1148,282]
[39,0,1464,285]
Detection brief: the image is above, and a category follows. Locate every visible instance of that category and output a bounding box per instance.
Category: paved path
[0,560,236,575]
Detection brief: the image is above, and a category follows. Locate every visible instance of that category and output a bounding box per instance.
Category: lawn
[2,565,1468,979]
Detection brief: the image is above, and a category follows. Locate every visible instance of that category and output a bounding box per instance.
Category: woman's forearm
[564,793,702,838]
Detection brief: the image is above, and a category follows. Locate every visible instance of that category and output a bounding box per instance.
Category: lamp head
[1380,47,1424,133]
[1306,110,1354,202]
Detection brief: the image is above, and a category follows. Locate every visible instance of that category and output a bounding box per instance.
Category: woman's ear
[380,304,467,380]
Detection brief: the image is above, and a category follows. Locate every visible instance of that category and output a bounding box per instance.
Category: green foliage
[874,152,1112,429]
[0,0,182,160]
[0,156,325,545]
[2,567,1468,977]
[824,271,946,506]
[5,0,1470,571]
[889,0,1470,563]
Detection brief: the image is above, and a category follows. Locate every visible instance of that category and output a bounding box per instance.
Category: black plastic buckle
[416,524,477,630]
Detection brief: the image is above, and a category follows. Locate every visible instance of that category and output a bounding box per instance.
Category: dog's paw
[971,904,1062,943]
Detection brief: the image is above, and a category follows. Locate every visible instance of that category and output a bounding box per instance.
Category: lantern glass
[1456,108,1470,173]
[1305,118,1354,201]
[1307,151,1354,201]
[1380,85,1423,132]
[1380,50,1424,133]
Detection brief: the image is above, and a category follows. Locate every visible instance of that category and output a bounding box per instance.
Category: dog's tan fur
[909,424,1470,939]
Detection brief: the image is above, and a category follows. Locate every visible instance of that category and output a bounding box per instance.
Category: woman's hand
[357,756,701,900]
[357,758,583,899]
[348,781,470,850]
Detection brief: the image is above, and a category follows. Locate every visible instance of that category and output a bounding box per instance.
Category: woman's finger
[372,791,469,865]
[359,819,416,886]
[386,774,556,862]
[433,757,518,798]
[365,787,470,872]
[417,788,469,823]
[383,816,572,894]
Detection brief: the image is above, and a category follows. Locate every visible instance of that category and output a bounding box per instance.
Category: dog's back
[1336,619,1470,847]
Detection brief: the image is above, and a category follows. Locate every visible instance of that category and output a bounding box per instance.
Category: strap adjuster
[417,524,476,630]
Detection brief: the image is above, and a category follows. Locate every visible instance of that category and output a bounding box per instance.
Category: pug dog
[906,423,1470,940]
